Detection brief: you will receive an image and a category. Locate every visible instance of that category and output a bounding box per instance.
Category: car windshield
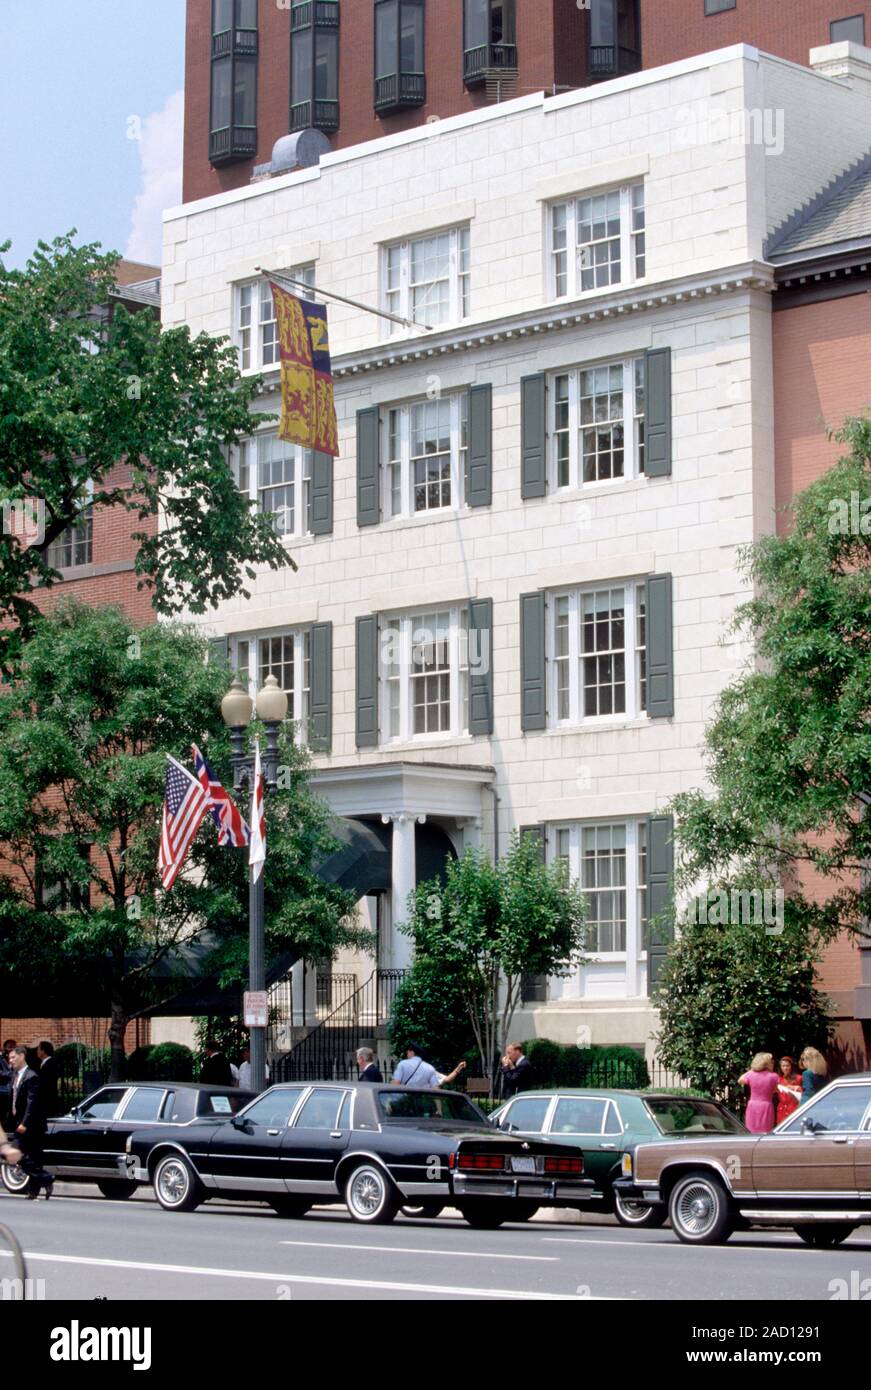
[378,1092,486,1123]
[645,1097,746,1135]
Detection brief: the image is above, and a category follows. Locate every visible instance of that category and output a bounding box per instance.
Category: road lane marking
[3,1250,605,1300]
[540,1235,841,1250]
[279,1240,555,1260]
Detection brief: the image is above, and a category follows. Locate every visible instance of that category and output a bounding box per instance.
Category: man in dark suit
[36,1040,59,1118]
[199,1039,235,1086]
[9,1047,53,1199]
[0,1039,14,1129]
[356,1047,383,1083]
[500,1042,535,1099]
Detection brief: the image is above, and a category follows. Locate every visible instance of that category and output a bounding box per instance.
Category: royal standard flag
[269,282,339,457]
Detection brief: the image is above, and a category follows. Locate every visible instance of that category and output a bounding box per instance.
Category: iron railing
[374,72,426,113]
[589,44,641,78]
[271,968,405,1082]
[463,42,518,85]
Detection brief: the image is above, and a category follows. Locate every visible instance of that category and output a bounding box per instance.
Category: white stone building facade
[160,43,871,1056]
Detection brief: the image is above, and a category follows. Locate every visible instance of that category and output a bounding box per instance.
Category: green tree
[0,234,291,671]
[403,834,587,1093]
[655,912,831,1098]
[387,957,476,1071]
[0,603,364,1078]
[671,422,871,945]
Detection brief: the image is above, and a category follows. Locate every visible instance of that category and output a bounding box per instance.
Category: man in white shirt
[392,1043,465,1089]
[237,1048,269,1091]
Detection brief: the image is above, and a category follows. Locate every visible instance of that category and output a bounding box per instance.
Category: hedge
[524,1039,650,1089]
[126,1042,194,1081]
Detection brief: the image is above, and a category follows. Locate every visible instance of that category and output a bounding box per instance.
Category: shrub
[524,1040,650,1089]
[126,1045,154,1080]
[388,957,476,1071]
[148,1042,194,1081]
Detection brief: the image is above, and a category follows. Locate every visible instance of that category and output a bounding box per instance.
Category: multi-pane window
[553,822,647,956]
[47,488,94,571]
[552,358,646,488]
[231,431,312,539]
[232,629,312,731]
[382,608,469,742]
[463,0,517,85]
[384,228,470,335]
[290,0,340,133]
[374,0,426,113]
[550,184,645,299]
[551,583,647,725]
[236,266,315,371]
[383,394,468,517]
[210,0,258,165]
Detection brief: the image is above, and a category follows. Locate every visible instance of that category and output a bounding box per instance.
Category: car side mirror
[231,1114,249,1131]
[800,1118,816,1136]
[70,1105,80,1121]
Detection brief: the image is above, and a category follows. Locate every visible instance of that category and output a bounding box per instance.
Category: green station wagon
[489,1090,748,1227]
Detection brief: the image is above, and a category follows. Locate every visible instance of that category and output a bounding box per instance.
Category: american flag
[249,738,266,883]
[159,755,210,891]
[192,743,249,848]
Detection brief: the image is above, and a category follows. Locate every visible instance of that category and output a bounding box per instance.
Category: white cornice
[251,262,774,391]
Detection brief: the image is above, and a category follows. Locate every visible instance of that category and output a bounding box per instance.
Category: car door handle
[330,1131,342,1139]
[600,1143,617,1150]
[832,1136,854,1145]
[267,1129,280,1136]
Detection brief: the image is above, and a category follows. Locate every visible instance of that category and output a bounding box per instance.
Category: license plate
[510,1156,537,1174]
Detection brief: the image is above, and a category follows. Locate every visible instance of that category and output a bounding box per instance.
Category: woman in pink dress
[774,1055,803,1125]
[738,1052,780,1133]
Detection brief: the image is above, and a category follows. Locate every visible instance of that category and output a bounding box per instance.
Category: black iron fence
[271,969,405,1083]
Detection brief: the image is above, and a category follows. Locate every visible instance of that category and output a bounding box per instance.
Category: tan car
[614,1074,871,1246]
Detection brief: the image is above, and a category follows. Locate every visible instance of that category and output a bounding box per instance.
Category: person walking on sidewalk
[9,1046,53,1199]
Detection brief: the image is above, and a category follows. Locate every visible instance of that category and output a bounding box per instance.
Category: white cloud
[125,89,184,266]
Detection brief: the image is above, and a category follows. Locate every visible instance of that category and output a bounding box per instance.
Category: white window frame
[230,429,313,541]
[382,227,471,338]
[380,607,470,744]
[382,393,469,519]
[235,264,316,371]
[549,581,647,728]
[550,357,646,491]
[231,628,312,737]
[47,479,94,570]
[549,183,645,301]
[551,819,648,968]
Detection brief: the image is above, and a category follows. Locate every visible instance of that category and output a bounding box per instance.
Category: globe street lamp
[221,674,288,1093]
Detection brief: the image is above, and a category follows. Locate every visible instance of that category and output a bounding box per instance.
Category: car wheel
[152,1153,203,1213]
[344,1163,399,1225]
[269,1198,311,1219]
[1,1162,30,1195]
[459,1200,516,1229]
[96,1180,137,1200]
[401,1202,445,1219]
[794,1223,855,1249]
[613,1190,667,1228]
[668,1172,733,1245]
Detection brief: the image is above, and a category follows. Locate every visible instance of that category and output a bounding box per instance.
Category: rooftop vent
[251,129,332,182]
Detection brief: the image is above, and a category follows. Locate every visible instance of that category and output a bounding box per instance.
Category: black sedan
[123,1082,592,1226]
[1,1081,254,1199]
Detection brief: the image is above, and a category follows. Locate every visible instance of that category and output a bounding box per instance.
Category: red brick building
[769,158,871,1069]
[643,1,870,73]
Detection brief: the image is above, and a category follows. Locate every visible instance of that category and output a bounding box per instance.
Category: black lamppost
[220,674,288,1093]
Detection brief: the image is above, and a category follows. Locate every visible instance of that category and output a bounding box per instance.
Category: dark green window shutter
[644,347,671,478]
[308,452,334,535]
[209,636,229,664]
[520,591,546,731]
[467,597,493,735]
[521,373,547,499]
[356,407,381,528]
[519,824,548,1001]
[309,622,332,753]
[645,573,674,718]
[466,384,492,508]
[355,614,379,748]
[646,813,674,990]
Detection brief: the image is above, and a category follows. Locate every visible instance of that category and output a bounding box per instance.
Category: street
[3,1184,871,1302]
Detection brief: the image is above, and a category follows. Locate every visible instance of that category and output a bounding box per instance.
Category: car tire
[401,1202,446,1219]
[459,1200,516,1229]
[344,1163,399,1225]
[613,1189,667,1229]
[794,1223,855,1249]
[152,1153,203,1213]
[668,1172,733,1245]
[96,1180,137,1200]
[1,1162,31,1195]
[269,1198,311,1219]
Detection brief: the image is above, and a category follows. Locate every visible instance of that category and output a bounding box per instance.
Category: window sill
[378,733,476,753]
[552,477,648,503]
[548,277,647,310]
[376,508,469,533]
[380,316,472,346]
[545,717,650,734]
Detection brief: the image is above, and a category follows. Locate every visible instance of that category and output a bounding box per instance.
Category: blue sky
[1,0,185,271]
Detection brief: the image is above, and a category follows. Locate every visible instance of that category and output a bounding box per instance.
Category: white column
[290,959,305,1027]
[456,816,482,853]
[382,812,425,971]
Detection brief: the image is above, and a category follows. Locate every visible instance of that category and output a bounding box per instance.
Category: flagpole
[256,266,435,334]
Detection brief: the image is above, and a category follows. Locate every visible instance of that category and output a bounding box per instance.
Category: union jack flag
[192,744,250,848]
[159,755,210,891]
